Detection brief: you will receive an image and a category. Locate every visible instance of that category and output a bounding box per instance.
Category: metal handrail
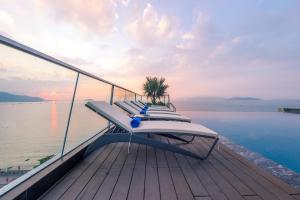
[0,35,140,96]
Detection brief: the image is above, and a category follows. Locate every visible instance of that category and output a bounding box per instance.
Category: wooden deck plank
[222,145,300,195]
[169,167,194,200]
[219,145,295,200]
[156,147,168,168]
[192,142,244,200]
[168,139,208,197]
[291,195,300,200]
[109,144,139,200]
[59,144,117,200]
[40,146,108,200]
[206,156,255,196]
[194,197,212,200]
[243,195,263,200]
[163,139,194,200]
[195,139,255,196]
[39,136,299,200]
[184,145,228,200]
[156,140,177,200]
[76,143,124,200]
[158,167,178,200]
[127,145,147,200]
[144,146,160,200]
[92,143,129,200]
[174,153,209,197]
[198,139,283,200]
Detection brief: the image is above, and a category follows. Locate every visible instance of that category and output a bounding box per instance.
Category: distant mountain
[175,96,226,102]
[229,97,262,101]
[0,91,44,102]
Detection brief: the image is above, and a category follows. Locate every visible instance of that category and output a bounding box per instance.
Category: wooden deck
[39,136,300,200]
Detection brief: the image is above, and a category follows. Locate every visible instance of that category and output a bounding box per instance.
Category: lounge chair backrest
[114,101,138,115]
[124,100,142,110]
[131,101,144,109]
[86,101,133,132]
[138,100,146,106]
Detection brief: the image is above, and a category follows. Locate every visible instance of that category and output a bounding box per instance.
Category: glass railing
[140,94,170,105]
[0,35,141,195]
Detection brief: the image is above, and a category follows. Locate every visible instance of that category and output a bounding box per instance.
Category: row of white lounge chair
[85,100,219,160]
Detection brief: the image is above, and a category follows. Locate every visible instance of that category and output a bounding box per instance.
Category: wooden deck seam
[167,138,210,198]
[201,138,295,200]
[125,144,140,200]
[59,143,118,200]
[108,143,139,200]
[39,145,110,200]
[154,146,162,200]
[91,143,129,200]
[196,139,256,197]
[76,142,125,200]
[191,139,244,200]
[221,147,298,200]
[199,138,280,200]
[104,144,129,200]
[222,145,300,195]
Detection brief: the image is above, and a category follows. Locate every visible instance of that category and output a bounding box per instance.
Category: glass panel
[0,43,76,187]
[125,91,135,101]
[113,86,126,102]
[64,74,111,152]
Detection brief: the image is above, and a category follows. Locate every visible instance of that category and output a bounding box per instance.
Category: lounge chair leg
[185,136,196,143]
[202,137,219,159]
[158,133,192,143]
[84,133,208,160]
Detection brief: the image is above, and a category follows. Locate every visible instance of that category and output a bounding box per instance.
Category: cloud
[127,3,177,46]
[0,10,14,37]
[40,0,119,34]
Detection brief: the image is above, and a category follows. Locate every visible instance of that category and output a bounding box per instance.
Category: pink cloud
[127,3,177,46]
[40,0,119,34]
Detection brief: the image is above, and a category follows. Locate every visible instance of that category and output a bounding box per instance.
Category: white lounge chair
[131,101,174,112]
[124,101,179,115]
[138,100,169,109]
[85,101,219,160]
[114,101,191,123]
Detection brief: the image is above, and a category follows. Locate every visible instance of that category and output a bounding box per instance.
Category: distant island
[278,108,300,114]
[0,91,44,102]
[229,97,262,101]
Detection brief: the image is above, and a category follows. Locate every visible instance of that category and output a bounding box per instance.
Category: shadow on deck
[38,136,300,200]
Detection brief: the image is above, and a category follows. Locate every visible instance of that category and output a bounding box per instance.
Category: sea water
[176,99,300,173]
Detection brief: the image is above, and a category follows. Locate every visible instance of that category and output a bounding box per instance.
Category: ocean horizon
[1,99,300,173]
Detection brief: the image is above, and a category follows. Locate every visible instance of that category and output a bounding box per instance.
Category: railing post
[61,72,80,157]
[110,85,115,105]
[108,85,114,128]
[135,93,137,101]
[163,96,165,105]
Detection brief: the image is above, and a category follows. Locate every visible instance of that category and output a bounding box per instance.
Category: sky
[0,0,300,99]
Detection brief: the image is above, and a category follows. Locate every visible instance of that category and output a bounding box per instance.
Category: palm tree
[142,77,169,104]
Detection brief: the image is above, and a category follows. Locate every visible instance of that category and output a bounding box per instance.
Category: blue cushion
[130,116,141,128]
[140,108,147,114]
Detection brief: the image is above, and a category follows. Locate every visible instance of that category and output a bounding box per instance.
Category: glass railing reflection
[63,74,111,153]
[0,36,141,194]
[0,43,76,187]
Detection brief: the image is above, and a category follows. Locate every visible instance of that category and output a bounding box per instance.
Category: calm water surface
[1,101,300,175]
[179,110,300,173]
[0,101,107,170]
